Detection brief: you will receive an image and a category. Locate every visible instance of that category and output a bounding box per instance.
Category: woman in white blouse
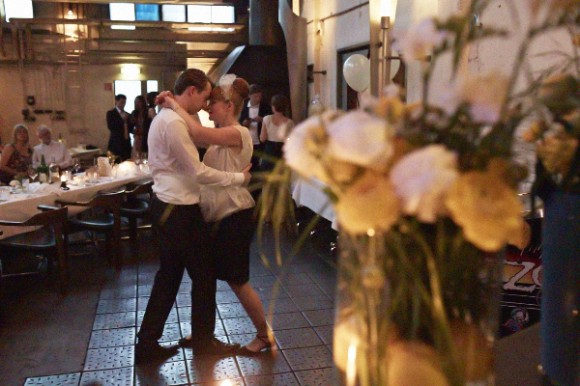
[159,76,274,355]
[259,94,294,171]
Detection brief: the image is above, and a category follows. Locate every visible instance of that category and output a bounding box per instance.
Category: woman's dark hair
[134,95,146,110]
[146,91,158,107]
[271,94,290,116]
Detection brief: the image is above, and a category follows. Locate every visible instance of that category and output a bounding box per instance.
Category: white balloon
[343,54,370,92]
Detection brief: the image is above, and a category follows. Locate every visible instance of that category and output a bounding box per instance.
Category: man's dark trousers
[137,196,216,343]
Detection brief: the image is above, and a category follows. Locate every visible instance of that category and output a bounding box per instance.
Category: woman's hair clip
[218,74,237,102]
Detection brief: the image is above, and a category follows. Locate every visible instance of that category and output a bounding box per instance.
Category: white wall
[303,1,371,109]
[301,0,577,111]
[0,63,178,151]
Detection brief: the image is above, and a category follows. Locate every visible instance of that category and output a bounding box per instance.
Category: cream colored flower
[383,341,450,386]
[458,72,509,123]
[283,110,340,182]
[326,110,394,171]
[445,171,524,252]
[395,18,449,61]
[335,171,400,235]
[390,145,459,223]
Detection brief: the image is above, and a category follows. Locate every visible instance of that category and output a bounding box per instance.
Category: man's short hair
[174,69,209,96]
[249,84,263,95]
[37,124,51,134]
[115,94,127,101]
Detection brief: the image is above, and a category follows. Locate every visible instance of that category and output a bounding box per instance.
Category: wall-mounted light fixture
[120,64,140,79]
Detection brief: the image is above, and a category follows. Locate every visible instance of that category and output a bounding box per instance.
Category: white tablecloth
[291,177,338,229]
[0,173,148,239]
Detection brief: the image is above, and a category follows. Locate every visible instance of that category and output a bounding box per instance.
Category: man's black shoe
[135,341,178,364]
[179,336,240,355]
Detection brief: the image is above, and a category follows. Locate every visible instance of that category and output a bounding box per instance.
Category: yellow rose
[335,171,400,235]
[445,171,524,252]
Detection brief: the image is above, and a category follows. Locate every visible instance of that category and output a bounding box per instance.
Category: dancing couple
[136,69,274,363]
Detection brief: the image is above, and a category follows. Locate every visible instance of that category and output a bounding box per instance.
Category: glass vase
[333,223,503,386]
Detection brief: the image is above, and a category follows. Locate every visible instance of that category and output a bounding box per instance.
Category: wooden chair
[0,205,69,293]
[120,179,153,258]
[56,190,125,270]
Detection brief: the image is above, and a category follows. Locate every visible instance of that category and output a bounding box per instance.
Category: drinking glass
[28,165,38,182]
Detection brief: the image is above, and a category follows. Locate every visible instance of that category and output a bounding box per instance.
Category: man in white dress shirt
[32,125,72,168]
[136,68,251,363]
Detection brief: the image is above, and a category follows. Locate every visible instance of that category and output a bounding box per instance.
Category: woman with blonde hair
[158,75,274,355]
[0,124,33,184]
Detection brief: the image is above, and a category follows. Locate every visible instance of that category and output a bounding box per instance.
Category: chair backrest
[126,180,153,200]
[90,190,125,212]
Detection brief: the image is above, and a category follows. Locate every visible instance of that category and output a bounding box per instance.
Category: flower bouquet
[259,1,578,385]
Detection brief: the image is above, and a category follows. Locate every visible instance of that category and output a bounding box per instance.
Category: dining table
[0,169,149,240]
[291,176,338,230]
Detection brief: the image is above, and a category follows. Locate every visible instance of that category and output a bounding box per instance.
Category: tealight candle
[60,174,70,190]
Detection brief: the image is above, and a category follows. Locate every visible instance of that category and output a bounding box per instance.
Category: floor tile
[84,346,135,371]
[263,298,300,315]
[218,303,248,319]
[99,285,137,300]
[222,316,257,335]
[186,355,241,383]
[96,298,137,314]
[313,325,334,346]
[284,284,327,298]
[93,312,136,330]
[274,327,324,349]
[236,352,291,376]
[291,296,334,311]
[244,372,300,386]
[24,372,81,386]
[88,327,136,348]
[135,360,189,385]
[282,346,333,371]
[294,367,336,386]
[80,367,133,386]
[216,290,241,304]
[270,312,310,331]
[159,323,183,343]
[302,309,335,327]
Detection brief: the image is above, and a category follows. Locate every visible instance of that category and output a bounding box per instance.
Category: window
[4,0,33,22]
[187,5,211,23]
[135,4,159,22]
[161,4,186,22]
[109,3,135,30]
[211,6,235,24]
[187,5,235,24]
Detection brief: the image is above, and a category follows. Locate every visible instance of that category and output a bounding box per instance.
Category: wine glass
[27,165,38,182]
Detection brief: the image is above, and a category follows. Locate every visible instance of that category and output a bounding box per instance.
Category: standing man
[239,84,272,172]
[32,125,72,168]
[106,94,131,161]
[136,69,251,363]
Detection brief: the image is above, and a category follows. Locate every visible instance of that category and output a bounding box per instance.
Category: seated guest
[32,125,73,169]
[0,124,33,184]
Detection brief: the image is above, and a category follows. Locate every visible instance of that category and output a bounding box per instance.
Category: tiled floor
[5,222,341,386]
[1,216,543,385]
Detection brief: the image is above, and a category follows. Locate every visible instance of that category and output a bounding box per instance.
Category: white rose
[283,110,340,182]
[394,18,449,61]
[390,145,458,223]
[326,110,394,170]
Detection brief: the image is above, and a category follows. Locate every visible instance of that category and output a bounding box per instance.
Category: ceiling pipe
[9,18,245,31]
